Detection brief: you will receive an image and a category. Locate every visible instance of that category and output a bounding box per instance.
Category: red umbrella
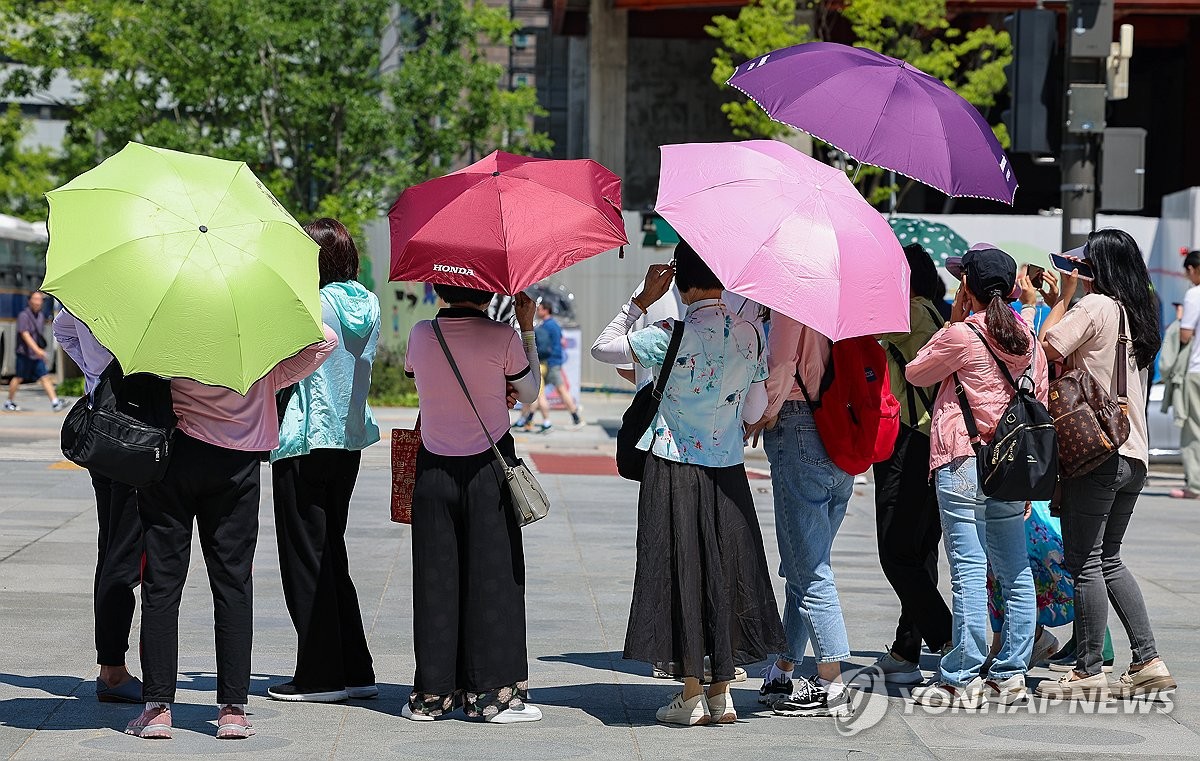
[388,151,627,295]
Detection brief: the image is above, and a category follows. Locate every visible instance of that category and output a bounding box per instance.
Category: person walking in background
[124,326,338,740]
[513,300,582,432]
[905,246,1044,708]
[6,291,63,412]
[53,309,143,704]
[747,311,856,718]
[267,219,381,704]
[402,286,544,724]
[1035,229,1177,701]
[870,243,951,685]
[591,245,784,727]
[1170,250,1200,499]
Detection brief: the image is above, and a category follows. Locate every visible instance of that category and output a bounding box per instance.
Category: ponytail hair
[983,292,1030,356]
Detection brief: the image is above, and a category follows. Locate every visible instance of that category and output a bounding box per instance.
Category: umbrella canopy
[888,217,969,265]
[389,151,628,295]
[655,140,909,342]
[41,142,323,395]
[727,42,1018,205]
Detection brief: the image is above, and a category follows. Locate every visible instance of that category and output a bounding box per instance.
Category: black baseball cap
[961,245,1018,302]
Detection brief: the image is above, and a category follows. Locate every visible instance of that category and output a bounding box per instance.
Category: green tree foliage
[0,104,56,221]
[0,0,551,231]
[704,0,814,139]
[706,0,1012,204]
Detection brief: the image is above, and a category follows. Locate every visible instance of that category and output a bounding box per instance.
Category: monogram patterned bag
[1048,306,1130,479]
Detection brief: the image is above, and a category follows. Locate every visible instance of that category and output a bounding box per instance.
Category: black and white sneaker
[772,678,853,717]
[758,669,793,706]
[267,682,349,703]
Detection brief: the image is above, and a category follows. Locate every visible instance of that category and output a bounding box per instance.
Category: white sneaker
[346,685,379,699]
[486,703,542,724]
[984,674,1028,705]
[655,692,710,726]
[911,678,985,709]
[873,649,923,685]
[1030,630,1059,667]
[401,703,435,722]
[706,690,737,723]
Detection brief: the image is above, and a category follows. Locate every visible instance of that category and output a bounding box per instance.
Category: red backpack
[795,337,900,476]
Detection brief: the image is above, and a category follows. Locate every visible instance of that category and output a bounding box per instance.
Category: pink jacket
[905,312,1048,473]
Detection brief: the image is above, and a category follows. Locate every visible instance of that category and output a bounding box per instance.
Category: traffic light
[1003,9,1059,155]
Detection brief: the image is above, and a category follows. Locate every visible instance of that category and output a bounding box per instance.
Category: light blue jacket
[272,281,381,462]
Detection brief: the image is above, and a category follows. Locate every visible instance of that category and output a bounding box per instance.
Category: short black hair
[433,284,495,306]
[537,300,554,315]
[1186,250,1200,271]
[673,239,723,292]
[903,243,940,301]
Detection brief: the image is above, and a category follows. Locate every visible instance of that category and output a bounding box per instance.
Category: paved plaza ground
[0,389,1196,760]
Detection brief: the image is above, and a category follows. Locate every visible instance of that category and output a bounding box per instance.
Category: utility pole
[1059,0,1113,252]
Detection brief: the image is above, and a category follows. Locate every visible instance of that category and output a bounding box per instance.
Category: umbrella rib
[203,165,250,228]
[153,147,204,223]
[658,178,762,212]
[860,73,904,169]
[495,180,514,290]
[125,233,206,372]
[48,188,196,227]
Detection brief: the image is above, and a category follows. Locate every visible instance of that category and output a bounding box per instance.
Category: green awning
[642,217,680,248]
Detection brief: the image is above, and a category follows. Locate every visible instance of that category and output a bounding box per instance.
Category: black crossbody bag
[616,321,684,481]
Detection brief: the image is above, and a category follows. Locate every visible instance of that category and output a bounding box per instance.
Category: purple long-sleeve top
[52,310,115,394]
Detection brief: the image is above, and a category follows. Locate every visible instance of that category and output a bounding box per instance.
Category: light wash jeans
[935,456,1036,686]
[763,401,853,664]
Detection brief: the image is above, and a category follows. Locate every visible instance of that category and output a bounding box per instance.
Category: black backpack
[61,361,177,487]
[953,324,1058,501]
[616,321,684,481]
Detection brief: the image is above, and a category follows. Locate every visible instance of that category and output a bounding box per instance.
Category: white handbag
[432,320,550,527]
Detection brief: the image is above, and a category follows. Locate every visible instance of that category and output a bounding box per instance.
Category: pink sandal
[125,705,172,739]
[215,705,255,740]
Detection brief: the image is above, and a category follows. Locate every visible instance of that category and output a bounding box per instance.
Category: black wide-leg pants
[272,448,375,690]
[410,436,528,701]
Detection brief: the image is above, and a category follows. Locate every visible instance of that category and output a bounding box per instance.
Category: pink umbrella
[655,140,909,341]
[389,151,627,295]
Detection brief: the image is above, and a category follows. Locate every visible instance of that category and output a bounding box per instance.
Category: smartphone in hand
[1026,264,1045,289]
[1049,248,1094,281]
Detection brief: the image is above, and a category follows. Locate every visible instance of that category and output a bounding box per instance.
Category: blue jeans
[764,401,853,664]
[936,456,1035,686]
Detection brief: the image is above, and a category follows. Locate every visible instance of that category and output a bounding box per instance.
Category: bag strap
[1115,303,1128,401]
[431,319,509,469]
[652,320,686,401]
[963,322,1022,392]
[951,371,984,453]
[794,339,834,409]
[885,343,935,423]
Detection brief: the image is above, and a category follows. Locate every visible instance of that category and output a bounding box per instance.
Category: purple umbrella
[727,41,1018,205]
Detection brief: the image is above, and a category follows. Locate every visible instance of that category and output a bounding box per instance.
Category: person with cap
[904,245,1046,708]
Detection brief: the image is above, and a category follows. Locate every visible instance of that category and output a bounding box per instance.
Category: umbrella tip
[492,171,500,177]
[199,225,208,233]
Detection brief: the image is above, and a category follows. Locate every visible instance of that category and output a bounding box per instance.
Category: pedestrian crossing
[0,441,65,462]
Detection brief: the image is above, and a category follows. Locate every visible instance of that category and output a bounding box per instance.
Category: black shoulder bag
[61,361,177,488]
[616,321,685,481]
[953,324,1058,501]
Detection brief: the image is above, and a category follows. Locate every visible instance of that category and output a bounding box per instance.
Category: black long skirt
[624,454,786,683]
[410,435,528,708]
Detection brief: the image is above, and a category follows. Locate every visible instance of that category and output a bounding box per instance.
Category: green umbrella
[888,217,969,265]
[41,143,322,394]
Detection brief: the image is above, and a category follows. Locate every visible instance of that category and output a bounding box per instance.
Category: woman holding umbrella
[591,243,784,727]
[401,285,544,724]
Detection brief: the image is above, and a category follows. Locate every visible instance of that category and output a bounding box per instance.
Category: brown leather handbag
[1048,306,1130,479]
